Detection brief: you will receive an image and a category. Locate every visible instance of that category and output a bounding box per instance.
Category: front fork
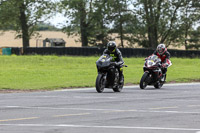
[146,71,152,84]
[153,69,162,81]
[144,71,159,84]
[101,73,107,88]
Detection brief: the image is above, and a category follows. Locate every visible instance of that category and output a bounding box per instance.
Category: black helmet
[157,44,166,55]
[107,41,116,53]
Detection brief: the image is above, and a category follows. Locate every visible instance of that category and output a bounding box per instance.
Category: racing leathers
[153,50,171,75]
[103,48,124,83]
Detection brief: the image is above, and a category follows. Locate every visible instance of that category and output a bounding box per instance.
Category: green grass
[0,55,199,90]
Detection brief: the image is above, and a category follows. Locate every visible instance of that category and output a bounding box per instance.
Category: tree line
[0,0,200,50]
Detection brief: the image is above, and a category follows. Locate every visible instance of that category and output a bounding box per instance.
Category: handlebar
[110,62,128,67]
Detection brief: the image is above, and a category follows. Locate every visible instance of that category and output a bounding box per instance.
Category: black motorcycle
[140,55,172,89]
[95,54,127,93]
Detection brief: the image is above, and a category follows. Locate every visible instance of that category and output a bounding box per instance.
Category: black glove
[115,62,121,67]
[111,62,123,67]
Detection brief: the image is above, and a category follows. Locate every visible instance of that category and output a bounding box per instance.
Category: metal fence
[11,47,200,58]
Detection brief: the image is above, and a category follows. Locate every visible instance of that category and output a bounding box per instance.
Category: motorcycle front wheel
[140,72,149,89]
[96,74,106,93]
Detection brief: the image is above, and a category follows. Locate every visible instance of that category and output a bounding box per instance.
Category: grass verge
[0,55,199,90]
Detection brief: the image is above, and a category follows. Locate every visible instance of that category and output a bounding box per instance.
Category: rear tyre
[154,74,166,89]
[96,74,105,93]
[140,72,149,89]
[113,75,124,92]
[154,82,161,89]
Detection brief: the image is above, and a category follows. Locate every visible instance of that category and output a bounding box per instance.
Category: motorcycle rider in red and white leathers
[153,44,171,80]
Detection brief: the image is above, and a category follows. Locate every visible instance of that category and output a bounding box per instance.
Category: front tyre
[96,74,106,93]
[140,72,149,89]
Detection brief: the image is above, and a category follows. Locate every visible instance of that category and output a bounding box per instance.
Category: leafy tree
[61,0,113,47]
[36,22,60,31]
[186,27,200,50]
[180,0,200,50]
[61,0,90,47]
[88,0,111,47]
[54,0,200,49]
[127,0,184,48]
[61,0,133,47]
[0,0,54,49]
[107,0,132,48]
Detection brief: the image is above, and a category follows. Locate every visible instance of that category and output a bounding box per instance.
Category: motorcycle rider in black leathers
[153,44,171,81]
[103,41,124,83]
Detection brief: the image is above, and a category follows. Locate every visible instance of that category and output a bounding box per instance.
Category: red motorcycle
[140,55,172,89]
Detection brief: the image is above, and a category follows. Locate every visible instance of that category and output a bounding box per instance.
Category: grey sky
[45,13,66,28]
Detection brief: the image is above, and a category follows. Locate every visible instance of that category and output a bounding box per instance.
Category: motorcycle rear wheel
[113,75,124,92]
[140,72,149,89]
[154,74,166,89]
[154,82,162,89]
[96,74,105,93]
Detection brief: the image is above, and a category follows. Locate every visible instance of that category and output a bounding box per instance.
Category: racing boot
[119,69,123,84]
[161,73,166,82]
[161,68,167,82]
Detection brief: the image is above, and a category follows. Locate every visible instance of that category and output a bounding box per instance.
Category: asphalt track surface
[0,83,200,133]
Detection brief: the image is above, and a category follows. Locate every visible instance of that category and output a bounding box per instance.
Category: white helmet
[157,44,166,55]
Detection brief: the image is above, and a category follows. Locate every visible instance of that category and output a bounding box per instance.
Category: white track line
[0,124,200,131]
[3,106,200,114]
[164,82,200,86]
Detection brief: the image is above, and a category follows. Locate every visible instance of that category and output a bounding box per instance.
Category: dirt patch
[0,31,81,47]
